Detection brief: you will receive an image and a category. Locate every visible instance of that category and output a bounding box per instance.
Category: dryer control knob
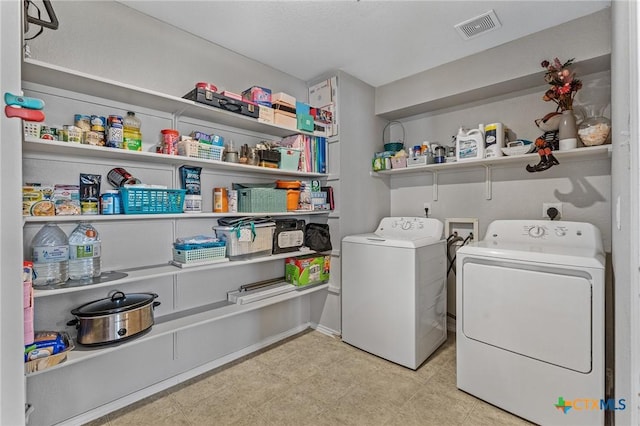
[528,225,546,238]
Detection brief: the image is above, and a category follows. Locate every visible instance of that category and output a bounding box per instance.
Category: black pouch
[304,223,332,252]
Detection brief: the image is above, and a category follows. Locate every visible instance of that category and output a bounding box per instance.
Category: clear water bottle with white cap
[31,223,69,286]
[68,222,101,281]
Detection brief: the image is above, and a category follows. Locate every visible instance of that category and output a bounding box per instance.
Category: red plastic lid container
[196,82,218,92]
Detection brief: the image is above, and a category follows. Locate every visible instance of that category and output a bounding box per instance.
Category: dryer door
[461,260,592,373]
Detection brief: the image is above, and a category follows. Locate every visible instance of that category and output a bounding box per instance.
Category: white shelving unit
[373,145,612,200]
[22,59,320,139]
[32,250,319,298]
[373,145,611,176]
[24,211,328,224]
[21,56,335,426]
[24,137,328,178]
[27,282,329,378]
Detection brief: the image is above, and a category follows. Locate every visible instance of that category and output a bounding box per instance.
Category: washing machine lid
[342,233,443,248]
[459,220,605,269]
[342,217,444,248]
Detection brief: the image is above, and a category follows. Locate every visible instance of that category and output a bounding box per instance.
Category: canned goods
[106,115,124,149]
[61,125,82,143]
[107,168,141,188]
[39,125,55,140]
[90,115,106,131]
[100,190,122,215]
[74,114,91,132]
[160,129,179,155]
[80,200,99,215]
[85,131,104,146]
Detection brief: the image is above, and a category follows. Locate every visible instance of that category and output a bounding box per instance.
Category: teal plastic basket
[172,245,226,264]
[277,147,301,171]
[237,188,287,213]
[120,188,186,214]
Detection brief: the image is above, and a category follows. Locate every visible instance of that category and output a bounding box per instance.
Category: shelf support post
[484,165,492,200]
[432,171,438,201]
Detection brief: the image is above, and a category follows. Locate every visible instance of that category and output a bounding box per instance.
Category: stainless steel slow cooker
[67,291,160,346]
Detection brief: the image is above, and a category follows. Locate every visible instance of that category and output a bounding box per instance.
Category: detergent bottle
[456,124,485,161]
[484,122,505,158]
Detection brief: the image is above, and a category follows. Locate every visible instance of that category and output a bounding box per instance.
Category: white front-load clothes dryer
[456,220,605,426]
[342,217,446,370]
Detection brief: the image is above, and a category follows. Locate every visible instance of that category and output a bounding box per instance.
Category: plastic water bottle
[31,223,69,286]
[68,222,101,281]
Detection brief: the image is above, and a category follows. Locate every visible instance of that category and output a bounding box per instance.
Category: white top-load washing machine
[456,220,605,426]
[342,217,446,370]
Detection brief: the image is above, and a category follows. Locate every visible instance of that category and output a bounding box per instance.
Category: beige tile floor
[86,330,533,426]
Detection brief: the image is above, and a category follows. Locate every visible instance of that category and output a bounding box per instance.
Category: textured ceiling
[120,0,611,88]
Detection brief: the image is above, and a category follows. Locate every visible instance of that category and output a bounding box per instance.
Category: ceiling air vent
[454,10,501,40]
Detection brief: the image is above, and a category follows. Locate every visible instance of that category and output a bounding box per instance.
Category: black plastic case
[183,88,259,119]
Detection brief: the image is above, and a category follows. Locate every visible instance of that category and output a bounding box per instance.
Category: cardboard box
[272,102,296,117]
[285,254,331,287]
[258,105,275,124]
[296,101,310,116]
[297,113,314,132]
[23,185,54,216]
[53,185,81,215]
[242,86,272,107]
[271,92,296,107]
[308,77,336,108]
[274,110,297,129]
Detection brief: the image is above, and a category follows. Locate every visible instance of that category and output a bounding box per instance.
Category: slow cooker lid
[72,291,157,316]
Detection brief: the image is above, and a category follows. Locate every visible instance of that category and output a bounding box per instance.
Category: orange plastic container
[286,190,300,210]
[276,180,301,189]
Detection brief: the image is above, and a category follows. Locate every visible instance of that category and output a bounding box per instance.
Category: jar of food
[160,129,179,155]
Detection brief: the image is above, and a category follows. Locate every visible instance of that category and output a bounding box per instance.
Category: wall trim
[311,322,341,339]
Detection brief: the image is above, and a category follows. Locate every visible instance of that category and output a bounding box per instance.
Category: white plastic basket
[23,122,41,138]
[178,140,224,161]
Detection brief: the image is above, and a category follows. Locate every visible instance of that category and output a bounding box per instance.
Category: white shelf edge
[25,283,329,377]
[374,145,611,176]
[24,210,330,223]
[33,250,318,298]
[23,137,328,178]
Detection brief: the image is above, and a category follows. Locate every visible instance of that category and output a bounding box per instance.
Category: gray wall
[26,1,309,100]
[611,1,638,425]
[375,11,613,317]
[376,9,611,119]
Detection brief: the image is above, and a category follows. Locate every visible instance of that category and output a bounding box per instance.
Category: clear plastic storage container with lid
[31,223,69,286]
[68,222,101,281]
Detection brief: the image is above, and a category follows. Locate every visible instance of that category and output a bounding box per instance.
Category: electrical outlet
[423,203,432,217]
[542,202,562,219]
